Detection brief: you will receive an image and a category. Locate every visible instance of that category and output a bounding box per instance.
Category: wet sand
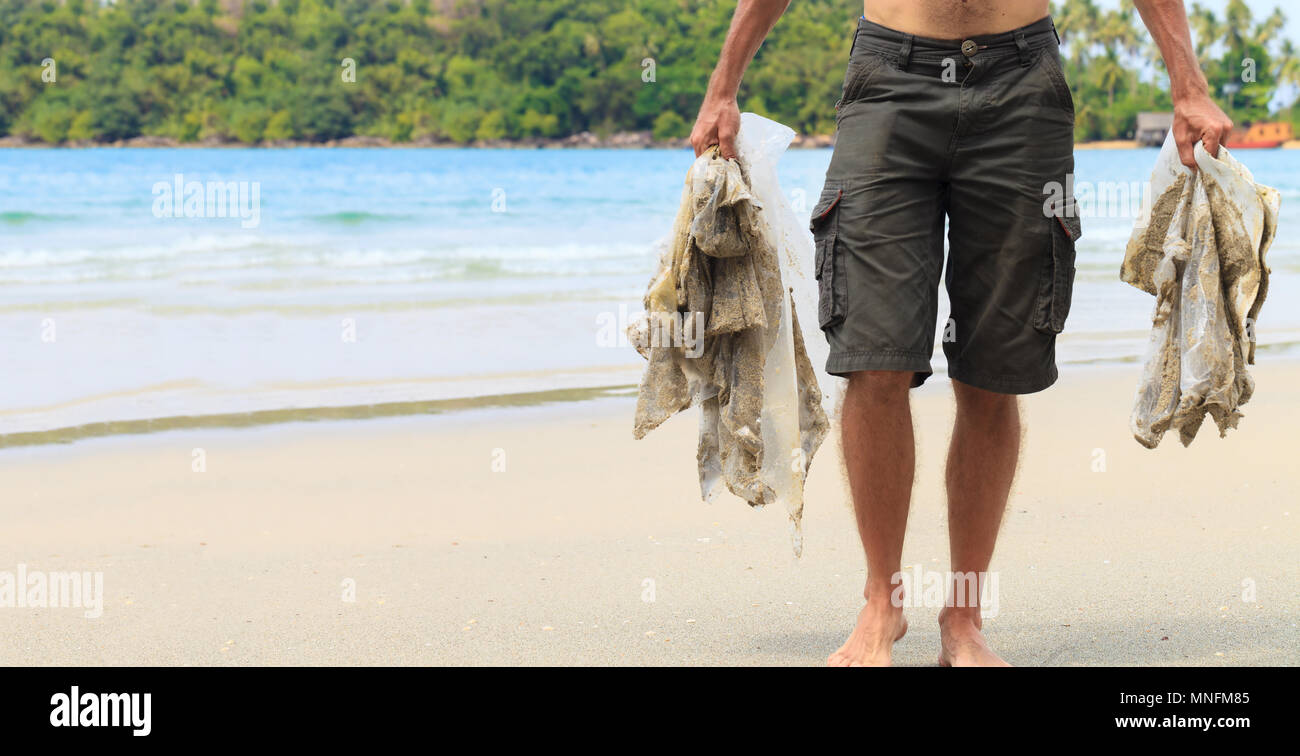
[0,362,1295,666]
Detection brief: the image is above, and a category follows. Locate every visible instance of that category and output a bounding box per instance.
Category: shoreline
[14,135,1300,150]
[0,132,822,150]
[0,384,638,451]
[1076,139,1140,149]
[0,133,1192,150]
[7,349,1300,452]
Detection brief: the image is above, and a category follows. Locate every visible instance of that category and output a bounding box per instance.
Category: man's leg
[828,370,914,667]
[938,379,1019,666]
[815,17,951,667]
[936,22,1078,666]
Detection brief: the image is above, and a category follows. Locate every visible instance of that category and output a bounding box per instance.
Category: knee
[952,381,1018,417]
[846,370,913,404]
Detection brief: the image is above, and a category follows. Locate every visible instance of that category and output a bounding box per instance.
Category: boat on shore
[1225,122,1293,149]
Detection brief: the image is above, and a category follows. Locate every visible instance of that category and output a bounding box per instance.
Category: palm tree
[1095,53,1127,108]
[1093,5,1140,105]
[1096,4,1141,57]
[1222,0,1254,58]
[1188,3,1222,67]
[1253,7,1286,48]
[1055,0,1101,67]
[1278,39,1300,90]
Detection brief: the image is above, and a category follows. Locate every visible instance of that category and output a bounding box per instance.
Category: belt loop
[1052,22,1061,45]
[1014,29,1030,67]
[849,18,861,58]
[897,34,913,70]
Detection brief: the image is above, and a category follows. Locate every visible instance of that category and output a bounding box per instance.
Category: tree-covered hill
[0,0,1295,145]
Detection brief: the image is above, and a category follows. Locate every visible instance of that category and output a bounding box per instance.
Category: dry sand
[1,362,1295,666]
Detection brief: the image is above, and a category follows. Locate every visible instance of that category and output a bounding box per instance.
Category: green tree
[652,110,688,141]
[1,0,1295,145]
[264,110,295,141]
[475,109,508,141]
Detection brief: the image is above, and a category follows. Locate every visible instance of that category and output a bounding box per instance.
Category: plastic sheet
[734,114,842,419]
[735,113,834,555]
[1121,130,1280,447]
[630,114,830,555]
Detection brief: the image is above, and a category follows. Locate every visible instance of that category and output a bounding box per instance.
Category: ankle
[864,579,904,611]
[939,605,983,629]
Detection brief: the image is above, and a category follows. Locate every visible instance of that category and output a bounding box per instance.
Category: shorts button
[961,39,977,57]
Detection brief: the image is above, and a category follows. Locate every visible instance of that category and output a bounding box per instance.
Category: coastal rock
[1,129,812,150]
[330,135,393,148]
[114,135,180,147]
[561,131,602,148]
[605,130,653,148]
[790,133,834,149]
[0,135,43,147]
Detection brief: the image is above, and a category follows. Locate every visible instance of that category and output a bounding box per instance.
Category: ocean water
[1,146,1297,439]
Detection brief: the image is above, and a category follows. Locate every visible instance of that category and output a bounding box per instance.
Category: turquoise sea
[1,146,1296,440]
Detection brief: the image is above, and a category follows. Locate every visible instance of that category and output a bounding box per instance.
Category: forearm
[704,0,792,101]
[1135,0,1232,163]
[1133,0,1209,102]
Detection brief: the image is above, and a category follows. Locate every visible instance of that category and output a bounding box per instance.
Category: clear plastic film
[734,113,835,554]
[630,113,830,556]
[1121,130,1280,447]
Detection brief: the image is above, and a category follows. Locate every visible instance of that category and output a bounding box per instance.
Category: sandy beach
[1075,140,1140,149]
[1,360,1295,666]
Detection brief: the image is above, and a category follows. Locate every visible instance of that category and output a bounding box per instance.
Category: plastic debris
[630,114,830,555]
[1121,130,1280,447]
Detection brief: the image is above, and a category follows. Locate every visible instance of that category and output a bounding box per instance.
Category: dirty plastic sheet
[629,114,831,555]
[1121,130,1280,447]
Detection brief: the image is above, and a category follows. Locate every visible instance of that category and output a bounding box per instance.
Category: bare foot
[937,607,1011,667]
[827,601,908,667]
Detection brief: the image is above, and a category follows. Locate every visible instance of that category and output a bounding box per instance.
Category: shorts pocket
[1032,213,1081,334]
[836,51,889,112]
[1037,48,1075,116]
[810,183,846,331]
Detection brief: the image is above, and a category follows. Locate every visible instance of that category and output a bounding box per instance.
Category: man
[690,0,1232,667]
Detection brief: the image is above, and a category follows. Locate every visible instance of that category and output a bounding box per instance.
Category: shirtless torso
[862,0,1050,38]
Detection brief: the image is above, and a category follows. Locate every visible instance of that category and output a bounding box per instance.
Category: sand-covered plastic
[630,114,830,555]
[1121,130,1280,447]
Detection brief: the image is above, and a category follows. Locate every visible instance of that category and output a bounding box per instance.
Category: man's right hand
[690,97,742,159]
[1171,91,1233,168]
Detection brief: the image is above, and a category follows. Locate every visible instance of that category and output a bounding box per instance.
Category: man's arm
[689,0,792,159]
[1133,0,1233,167]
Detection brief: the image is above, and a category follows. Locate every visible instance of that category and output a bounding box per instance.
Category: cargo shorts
[810,15,1082,394]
